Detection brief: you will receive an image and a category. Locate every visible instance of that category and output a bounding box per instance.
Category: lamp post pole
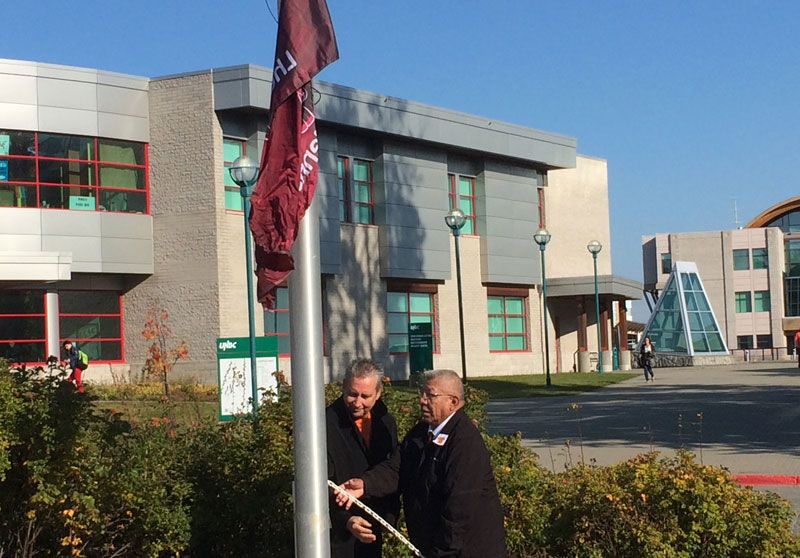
[588,240,603,373]
[534,229,552,387]
[445,208,468,383]
[229,156,260,415]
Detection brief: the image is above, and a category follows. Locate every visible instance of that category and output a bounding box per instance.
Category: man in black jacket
[326,358,399,558]
[338,369,507,558]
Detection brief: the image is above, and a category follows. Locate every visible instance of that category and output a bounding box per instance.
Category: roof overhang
[547,275,643,300]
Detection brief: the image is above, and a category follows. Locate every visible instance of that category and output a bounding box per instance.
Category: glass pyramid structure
[641,261,728,355]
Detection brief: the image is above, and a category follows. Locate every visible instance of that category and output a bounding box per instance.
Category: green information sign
[216,336,279,421]
[409,322,433,375]
[69,195,96,211]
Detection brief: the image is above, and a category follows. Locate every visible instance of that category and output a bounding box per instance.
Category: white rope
[327,480,424,558]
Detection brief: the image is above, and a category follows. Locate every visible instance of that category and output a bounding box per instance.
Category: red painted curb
[733,474,800,486]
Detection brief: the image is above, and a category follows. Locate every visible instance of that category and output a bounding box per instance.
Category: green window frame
[733,249,750,271]
[754,290,771,312]
[387,291,437,354]
[223,138,245,211]
[752,248,768,269]
[264,287,290,355]
[338,156,374,224]
[487,295,528,352]
[735,291,752,313]
[448,173,476,235]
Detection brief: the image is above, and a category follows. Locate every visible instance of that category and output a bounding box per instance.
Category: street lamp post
[229,155,260,415]
[445,208,468,383]
[587,240,603,373]
[533,229,552,387]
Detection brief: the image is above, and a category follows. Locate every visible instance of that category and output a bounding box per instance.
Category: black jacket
[326,397,399,558]
[363,409,507,558]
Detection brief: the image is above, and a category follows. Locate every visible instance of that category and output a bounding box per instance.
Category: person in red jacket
[795,330,800,368]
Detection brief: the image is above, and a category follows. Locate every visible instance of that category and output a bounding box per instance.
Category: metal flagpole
[288,195,330,558]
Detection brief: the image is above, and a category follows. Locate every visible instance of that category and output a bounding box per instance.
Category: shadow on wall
[323,96,433,382]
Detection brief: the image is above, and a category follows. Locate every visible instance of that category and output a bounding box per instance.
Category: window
[223,138,245,211]
[537,187,545,229]
[660,253,672,274]
[487,295,528,352]
[387,290,437,354]
[0,290,45,363]
[448,174,476,234]
[735,291,752,313]
[0,129,148,213]
[59,291,123,361]
[753,290,770,312]
[756,334,772,349]
[337,157,374,224]
[737,335,753,350]
[733,249,750,270]
[752,248,768,270]
[264,287,290,355]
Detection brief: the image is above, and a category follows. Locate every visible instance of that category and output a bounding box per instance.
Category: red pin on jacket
[250,0,339,308]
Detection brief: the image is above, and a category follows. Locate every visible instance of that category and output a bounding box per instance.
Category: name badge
[433,433,448,446]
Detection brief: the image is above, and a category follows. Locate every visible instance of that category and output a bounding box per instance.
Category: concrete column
[45,291,60,359]
[600,298,613,372]
[577,296,590,372]
[618,302,630,370]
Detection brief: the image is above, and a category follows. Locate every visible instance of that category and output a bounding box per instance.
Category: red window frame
[59,293,125,364]
[0,129,149,214]
[0,291,47,365]
[487,293,530,353]
[387,286,439,355]
[265,287,291,357]
[448,173,477,235]
[337,156,375,224]
[223,137,247,212]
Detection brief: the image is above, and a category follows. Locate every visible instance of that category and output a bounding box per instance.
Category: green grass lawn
[467,371,638,399]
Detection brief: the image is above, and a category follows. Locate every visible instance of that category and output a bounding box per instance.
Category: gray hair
[422,369,464,399]
[343,358,384,393]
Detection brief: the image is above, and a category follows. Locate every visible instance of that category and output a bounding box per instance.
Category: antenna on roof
[733,198,741,229]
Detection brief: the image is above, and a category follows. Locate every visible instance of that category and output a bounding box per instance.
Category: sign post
[408,322,434,376]
[216,336,279,421]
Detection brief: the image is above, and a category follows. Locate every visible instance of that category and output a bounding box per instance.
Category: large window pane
[0,341,45,362]
[389,334,408,353]
[0,130,35,156]
[489,336,505,351]
[488,316,505,334]
[0,184,37,207]
[387,313,408,334]
[754,291,770,312]
[99,190,146,213]
[507,336,525,351]
[737,335,753,350]
[40,186,96,210]
[487,296,503,314]
[60,316,121,340]
[735,292,751,313]
[39,160,95,185]
[99,166,145,189]
[0,317,45,340]
[506,317,525,334]
[409,293,432,313]
[38,133,93,159]
[387,292,408,313]
[660,253,672,274]
[752,248,768,269]
[60,291,119,314]
[1,158,36,182]
[353,160,370,182]
[99,139,145,165]
[0,291,44,313]
[505,298,524,314]
[733,249,750,270]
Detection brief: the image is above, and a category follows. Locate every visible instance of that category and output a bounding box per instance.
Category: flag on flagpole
[250,0,339,308]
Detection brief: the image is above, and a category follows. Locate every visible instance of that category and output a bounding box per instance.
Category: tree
[141,308,189,397]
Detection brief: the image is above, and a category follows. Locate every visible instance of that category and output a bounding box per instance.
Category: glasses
[418,390,457,402]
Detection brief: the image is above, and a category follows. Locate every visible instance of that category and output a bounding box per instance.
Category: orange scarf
[354,412,372,448]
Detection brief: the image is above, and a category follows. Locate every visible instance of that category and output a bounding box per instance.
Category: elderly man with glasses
[337,369,506,558]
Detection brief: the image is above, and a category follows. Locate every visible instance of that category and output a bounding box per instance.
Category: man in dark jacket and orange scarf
[337,369,507,558]
[326,358,399,558]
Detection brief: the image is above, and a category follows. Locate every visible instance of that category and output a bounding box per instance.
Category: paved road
[486,362,800,531]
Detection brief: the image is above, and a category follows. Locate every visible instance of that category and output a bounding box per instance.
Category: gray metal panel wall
[479,164,540,284]
[0,59,149,142]
[317,127,341,274]
[205,64,576,170]
[379,141,450,279]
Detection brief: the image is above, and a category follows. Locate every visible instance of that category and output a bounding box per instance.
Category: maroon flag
[250,0,338,308]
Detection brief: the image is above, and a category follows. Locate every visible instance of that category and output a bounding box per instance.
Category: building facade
[0,59,639,383]
[642,197,800,357]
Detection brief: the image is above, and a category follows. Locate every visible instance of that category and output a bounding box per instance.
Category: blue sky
[6,1,799,319]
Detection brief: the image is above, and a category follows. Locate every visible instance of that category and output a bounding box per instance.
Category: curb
[734,475,800,486]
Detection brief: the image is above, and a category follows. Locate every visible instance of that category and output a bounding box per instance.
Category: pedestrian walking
[794,330,800,368]
[640,336,655,382]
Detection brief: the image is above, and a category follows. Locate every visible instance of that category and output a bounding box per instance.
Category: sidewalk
[486,362,800,530]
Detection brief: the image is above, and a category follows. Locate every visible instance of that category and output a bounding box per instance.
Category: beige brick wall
[125,72,222,382]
